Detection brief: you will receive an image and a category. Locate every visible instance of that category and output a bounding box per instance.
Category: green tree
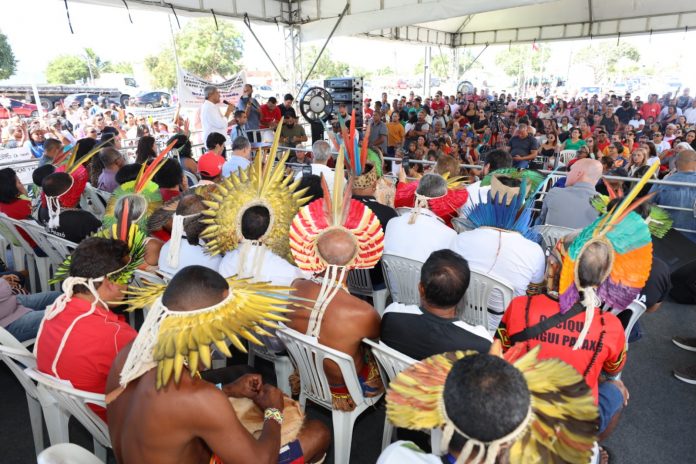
[573,42,640,84]
[144,49,177,89]
[302,46,349,79]
[494,44,550,78]
[176,18,243,79]
[45,55,90,84]
[103,61,134,74]
[82,48,109,80]
[457,48,483,77]
[375,66,394,76]
[0,31,17,80]
[414,54,450,78]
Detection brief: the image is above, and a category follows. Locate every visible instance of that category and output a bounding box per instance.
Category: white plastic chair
[346,268,389,316]
[247,341,294,396]
[459,271,514,333]
[16,220,77,292]
[80,184,110,219]
[451,216,473,234]
[381,254,423,306]
[395,207,413,216]
[183,170,199,187]
[130,269,170,327]
[0,327,46,456]
[0,214,41,292]
[24,368,111,462]
[609,299,648,380]
[38,443,102,464]
[276,327,384,464]
[559,149,577,166]
[532,224,576,253]
[363,339,444,454]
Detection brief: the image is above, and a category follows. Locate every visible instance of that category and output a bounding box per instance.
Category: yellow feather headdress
[386,346,598,464]
[118,276,296,390]
[200,121,311,262]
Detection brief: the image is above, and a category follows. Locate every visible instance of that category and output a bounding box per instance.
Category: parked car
[133,91,171,108]
[0,98,39,119]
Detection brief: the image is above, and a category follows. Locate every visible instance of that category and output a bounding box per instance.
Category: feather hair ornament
[199,121,310,263]
[479,167,545,199]
[558,162,657,349]
[386,345,598,464]
[590,193,673,239]
[117,276,296,390]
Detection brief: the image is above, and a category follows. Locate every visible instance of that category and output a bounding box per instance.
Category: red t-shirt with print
[496,294,626,401]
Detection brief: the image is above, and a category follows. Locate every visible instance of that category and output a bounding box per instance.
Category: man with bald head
[539,158,603,229]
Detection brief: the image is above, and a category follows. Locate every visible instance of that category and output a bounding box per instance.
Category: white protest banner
[177,69,246,108]
[14,161,39,185]
[0,146,35,165]
[126,106,178,122]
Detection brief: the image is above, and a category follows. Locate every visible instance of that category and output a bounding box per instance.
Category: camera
[488,100,507,113]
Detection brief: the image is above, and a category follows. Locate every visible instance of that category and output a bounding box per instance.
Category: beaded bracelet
[264,407,284,425]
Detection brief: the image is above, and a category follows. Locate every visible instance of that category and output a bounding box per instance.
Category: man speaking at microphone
[237,84,262,143]
[201,85,235,144]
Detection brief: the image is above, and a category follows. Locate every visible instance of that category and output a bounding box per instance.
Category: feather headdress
[559,162,657,348]
[118,276,295,389]
[590,193,672,239]
[102,140,177,228]
[386,345,598,464]
[200,121,310,262]
[479,168,545,199]
[394,176,469,228]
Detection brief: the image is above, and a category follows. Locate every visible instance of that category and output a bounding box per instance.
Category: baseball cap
[198,151,225,177]
[364,98,372,103]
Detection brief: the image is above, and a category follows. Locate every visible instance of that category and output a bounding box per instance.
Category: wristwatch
[264,407,284,426]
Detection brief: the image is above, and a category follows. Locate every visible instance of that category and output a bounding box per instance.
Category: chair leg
[27,394,45,456]
[35,259,51,293]
[373,290,389,316]
[247,347,256,367]
[381,417,394,451]
[25,257,38,294]
[94,440,107,462]
[41,396,70,445]
[299,393,307,411]
[331,410,357,464]
[274,359,293,396]
[430,428,443,456]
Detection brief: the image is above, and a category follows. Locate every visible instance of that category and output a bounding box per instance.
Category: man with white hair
[296,140,335,194]
[539,159,603,229]
[200,85,234,143]
[384,173,457,263]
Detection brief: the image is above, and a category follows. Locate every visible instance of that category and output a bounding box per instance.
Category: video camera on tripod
[487,99,507,114]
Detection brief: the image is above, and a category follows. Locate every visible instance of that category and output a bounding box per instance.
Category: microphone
[223,100,230,105]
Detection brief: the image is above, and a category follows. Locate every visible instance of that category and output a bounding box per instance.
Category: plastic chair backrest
[0,214,35,253]
[276,327,362,410]
[16,220,76,266]
[459,271,514,328]
[0,213,22,247]
[184,170,199,187]
[609,299,648,351]
[0,327,38,397]
[451,216,473,234]
[38,443,103,464]
[80,184,109,218]
[24,368,111,448]
[532,224,576,253]
[347,268,373,296]
[395,207,413,216]
[362,339,415,383]
[133,269,168,288]
[381,254,423,305]
[559,149,577,165]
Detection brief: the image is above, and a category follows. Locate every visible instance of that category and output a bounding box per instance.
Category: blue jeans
[598,381,624,433]
[5,292,60,342]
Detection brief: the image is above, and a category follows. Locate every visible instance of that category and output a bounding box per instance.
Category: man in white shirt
[222,136,252,177]
[158,194,222,276]
[461,149,512,213]
[218,205,305,286]
[295,140,335,194]
[627,111,645,132]
[684,99,696,125]
[200,85,234,144]
[451,175,545,331]
[384,174,456,263]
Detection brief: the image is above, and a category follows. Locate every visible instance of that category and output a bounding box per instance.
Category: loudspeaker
[653,229,696,304]
[324,77,363,90]
[325,76,364,128]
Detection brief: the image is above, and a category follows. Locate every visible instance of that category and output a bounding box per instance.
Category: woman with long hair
[627,148,648,177]
[464,101,478,124]
[562,127,586,151]
[585,136,600,159]
[135,136,157,164]
[540,131,559,169]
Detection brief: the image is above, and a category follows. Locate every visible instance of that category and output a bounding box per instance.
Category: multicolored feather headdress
[590,193,673,239]
[117,276,295,390]
[559,162,657,349]
[386,345,598,464]
[479,167,545,200]
[289,151,384,336]
[102,140,177,228]
[200,122,310,264]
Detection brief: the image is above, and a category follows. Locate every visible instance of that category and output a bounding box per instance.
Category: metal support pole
[298,2,350,94]
[243,14,288,82]
[423,46,431,97]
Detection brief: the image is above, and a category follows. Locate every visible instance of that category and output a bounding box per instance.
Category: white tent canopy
[73,0,696,46]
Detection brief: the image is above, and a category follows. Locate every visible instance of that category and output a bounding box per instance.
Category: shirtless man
[106,266,330,464]
[288,229,382,409]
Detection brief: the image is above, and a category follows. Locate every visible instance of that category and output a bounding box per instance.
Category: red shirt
[0,198,37,248]
[430,100,445,112]
[159,188,181,202]
[36,297,137,422]
[496,294,626,401]
[641,102,661,120]
[259,104,282,129]
[596,139,611,152]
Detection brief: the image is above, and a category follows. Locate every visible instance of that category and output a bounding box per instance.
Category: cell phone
[402,156,410,171]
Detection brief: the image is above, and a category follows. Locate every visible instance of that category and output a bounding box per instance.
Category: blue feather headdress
[461,175,540,242]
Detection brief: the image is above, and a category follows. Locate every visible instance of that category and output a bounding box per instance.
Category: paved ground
[2,298,696,463]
